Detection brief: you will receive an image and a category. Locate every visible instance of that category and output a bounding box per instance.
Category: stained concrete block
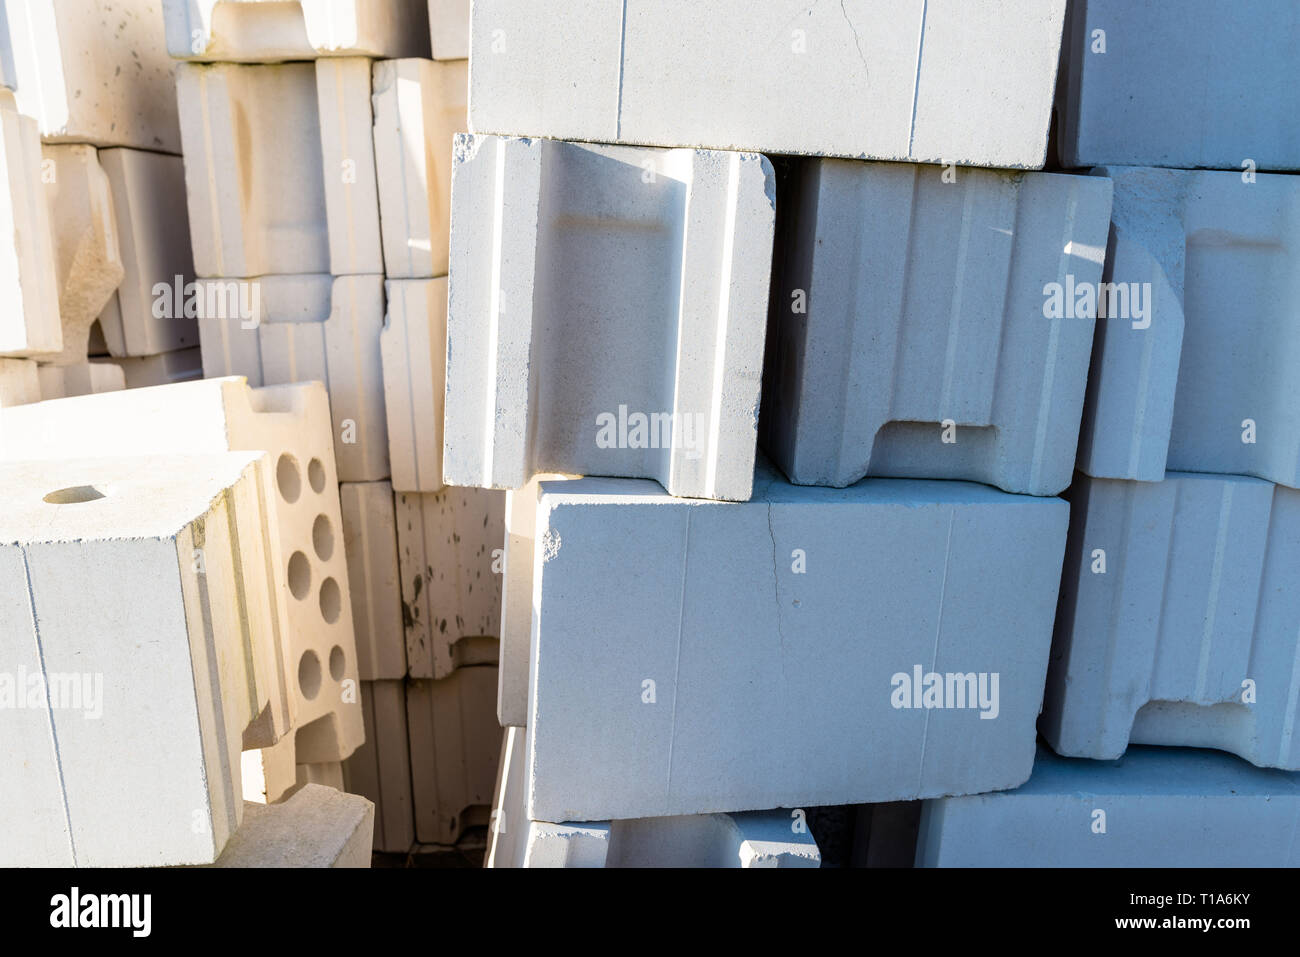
[37,362,126,401]
[396,486,504,679]
[341,680,416,853]
[469,1,1066,168]
[0,452,286,866]
[446,134,774,502]
[522,463,1068,823]
[372,59,465,279]
[1056,0,1300,171]
[340,482,406,680]
[165,0,431,62]
[176,60,381,278]
[198,274,390,482]
[382,277,446,492]
[1077,166,1300,488]
[91,347,204,390]
[762,159,1112,496]
[207,785,374,868]
[0,357,39,407]
[3,0,180,151]
[1042,472,1300,770]
[407,666,500,845]
[917,745,1300,867]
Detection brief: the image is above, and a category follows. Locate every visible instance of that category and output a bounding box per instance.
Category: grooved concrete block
[0,453,285,866]
[407,665,501,844]
[0,357,38,407]
[468,1,1066,168]
[176,60,381,277]
[207,785,374,868]
[916,746,1300,867]
[1077,166,1300,488]
[96,148,199,358]
[762,159,1112,496]
[92,347,204,390]
[1042,472,1300,770]
[165,0,432,62]
[396,486,504,679]
[198,274,390,482]
[382,277,446,492]
[3,0,180,151]
[372,60,465,279]
[523,465,1068,823]
[37,362,126,401]
[341,680,415,853]
[340,481,405,680]
[1055,1,1300,171]
[446,134,775,502]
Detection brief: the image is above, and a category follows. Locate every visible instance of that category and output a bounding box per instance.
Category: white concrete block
[241,741,297,805]
[407,666,500,845]
[382,277,446,492]
[1042,472,1300,770]
[372,59,465,279]
[341,680,416,853]
[340,482,405,680]
[917,746,1300,867]
[523,465,1068,823]
[428,0,469,61]
[1056,0,1300,171]
[165,0,432,62]
[0,452,285,866]
[396,486,504,679]
[3,0,180,151]
[198,274,390,482]
[446,134,774,502]
[91,347,204,391]
[176,60,381,277]
[763,159,1112,496]
[207,785,374,868]
[37,362,126,401]
[1077,166,1300,488]
[469,1,1066,168]
[0,357,39,407]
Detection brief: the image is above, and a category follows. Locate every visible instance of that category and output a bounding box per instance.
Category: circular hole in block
[277,454,302,504]
[319,576,341,624]
[298,650,321,700]
[312,513,334,561]
[329,645,345,681]
[288,551,311,600]
[43,485,107,505]
[308,458,326,494]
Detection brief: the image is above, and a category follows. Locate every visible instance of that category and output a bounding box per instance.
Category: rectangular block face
[1056,0,1300,170]
[469,0,1066,168]
[340,482,406,680]
[1042,472,1300,770]
[209,785,374,868]
[763,160,1112,496]
[445,134,775,502]
[525,466,1069,822]
[341,680,414,854]
[917,746,1300,867]
[382,278,447,493]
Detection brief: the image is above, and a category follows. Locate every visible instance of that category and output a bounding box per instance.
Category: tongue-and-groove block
[382,277,446,492]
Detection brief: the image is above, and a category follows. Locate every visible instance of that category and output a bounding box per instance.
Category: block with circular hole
[0,452,286,866]
[341,680,415,853]
[340,482,405,680]
[382,278,446,493]
[206,785,374,868]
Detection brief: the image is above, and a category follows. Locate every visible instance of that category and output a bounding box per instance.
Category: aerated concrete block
[396,486,504,679]
[763,159,1112,496]
[1056,0,1300,171]
[382,277,446,492]
[207,785,374,868]
[2,0,180,151]
[0,357,39,408]
[1077,166,1300,488]
[446,134,774,502]
[92,347,204,390]
[340,482,406,680]
[917,746,1300,867]
[176,59,381,277]
[164,0,431,62]
[469,1,1066,168]
[522,464,1068,823]
[0,452,286,866]
[1042,472,1300,770]
[37,362,125,401]
[341,680,416,853]
[372,60,465,279]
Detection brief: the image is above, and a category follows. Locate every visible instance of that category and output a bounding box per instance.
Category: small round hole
[308,458,326,494]
[298,650,321,700]
[44,485,106,505]
[319,577,341,624]
[329,645,345,681]
[277,454,301,504]
[287,551,311,600]
[312,514,334,561]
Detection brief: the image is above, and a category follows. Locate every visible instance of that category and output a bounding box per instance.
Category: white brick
[917,746,1300,867]
[382,277,446,492]
[445,134,774,502]
[341,680,415,853]
[469,1,1066,168]
[0,357,39,407]
[396,486,503,679]
[340,481,405,680]
[37,362,125,401]
[763,160,1113,496]
[207,785,374,868]
[372,59,465,279]
[91,347,204,391]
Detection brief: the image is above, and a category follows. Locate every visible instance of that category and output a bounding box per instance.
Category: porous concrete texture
[341,680,416,853]
[523,464,1069,823]
[207,785,374,868]
[916,746,1300,867]
[0,357,39,408]
[382,277,446,492]
[445,134,775,502]
[37,362,126,401]
[1042,471,1300,770]
[763,159,1112,496]
[340,481,406,680]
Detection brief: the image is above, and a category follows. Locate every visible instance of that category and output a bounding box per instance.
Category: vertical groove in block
[340,481,405,680]
[381,277,447,493]
[342,680,415,854]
